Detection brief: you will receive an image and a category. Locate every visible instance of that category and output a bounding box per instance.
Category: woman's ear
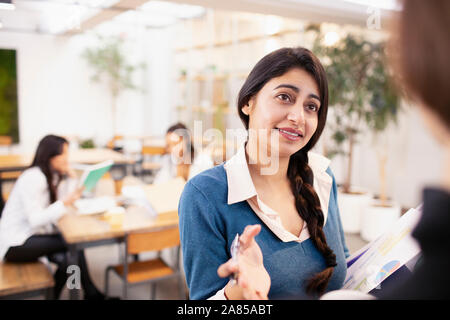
[241,99,254,116]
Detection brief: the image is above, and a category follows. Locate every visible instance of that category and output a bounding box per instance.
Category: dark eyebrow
[274,84,321,102]
[274,84,299,93]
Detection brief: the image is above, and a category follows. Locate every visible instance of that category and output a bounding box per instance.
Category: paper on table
[343,205,422,293]
[142,177,186,214]
[74,196,117,215]
[121,185,158,218]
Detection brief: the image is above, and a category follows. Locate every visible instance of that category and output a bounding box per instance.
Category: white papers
[343,206,422,293]
[74,196,117,215]
[121,185,158,218]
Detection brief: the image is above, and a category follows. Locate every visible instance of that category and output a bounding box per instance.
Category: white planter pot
[361,200,401,242]
[338,188,372,234]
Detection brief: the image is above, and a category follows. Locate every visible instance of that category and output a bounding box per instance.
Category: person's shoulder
[182,164,227,202]
[17,167,46,183]
[187,164,226,189]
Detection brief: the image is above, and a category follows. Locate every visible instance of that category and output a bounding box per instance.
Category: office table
[56,207,179,300]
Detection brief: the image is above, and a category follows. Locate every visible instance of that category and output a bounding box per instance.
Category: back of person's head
[31,134,68,203]
[393,0,450,131]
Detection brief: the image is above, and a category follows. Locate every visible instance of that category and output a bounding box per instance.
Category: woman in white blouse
[0,135,106,299]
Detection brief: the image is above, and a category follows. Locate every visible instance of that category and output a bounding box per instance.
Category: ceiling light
[324,31,340,46]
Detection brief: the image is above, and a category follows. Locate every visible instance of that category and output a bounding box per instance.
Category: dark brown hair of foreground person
[392,0,450,127]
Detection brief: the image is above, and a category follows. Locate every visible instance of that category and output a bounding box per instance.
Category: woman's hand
[62,186,84,207]
[217,224,271,300]
[66,166,78,179]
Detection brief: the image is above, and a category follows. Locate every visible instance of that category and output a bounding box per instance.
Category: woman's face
[50,143,70,174]
[166,132,185,161]
[242,68,321,158]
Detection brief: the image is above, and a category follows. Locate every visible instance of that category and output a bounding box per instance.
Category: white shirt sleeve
[19,170,68,229]
[207,287,227,300]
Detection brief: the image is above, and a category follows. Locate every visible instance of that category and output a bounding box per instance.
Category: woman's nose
[287,106,305,127]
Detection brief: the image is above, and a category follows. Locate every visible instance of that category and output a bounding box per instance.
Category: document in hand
[78,160,114,192]
[343,205,422,293]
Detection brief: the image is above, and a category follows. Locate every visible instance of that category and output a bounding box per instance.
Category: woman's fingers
[239,224,261,249]
[217,259,238,278]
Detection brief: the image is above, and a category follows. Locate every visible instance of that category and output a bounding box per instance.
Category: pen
[230,233,240,286]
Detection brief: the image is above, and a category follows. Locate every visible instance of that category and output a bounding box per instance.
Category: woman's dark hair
[30,135,68,204]
[237,47,335,296]
[393,0,450,128]
[167,122,195,164]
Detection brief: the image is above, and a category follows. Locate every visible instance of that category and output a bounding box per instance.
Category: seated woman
[179,47,349,300]
[0,134,108,299]
[153,122,214,183]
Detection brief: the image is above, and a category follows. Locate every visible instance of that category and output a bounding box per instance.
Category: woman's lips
[276,127,304,141]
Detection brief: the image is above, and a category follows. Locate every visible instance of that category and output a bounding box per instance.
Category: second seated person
[178,47,349,300]
[153,122,214,183]
[0,134,109,299]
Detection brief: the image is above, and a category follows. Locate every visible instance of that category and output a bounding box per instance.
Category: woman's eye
[307,104,319,112]
[276,94,292,103]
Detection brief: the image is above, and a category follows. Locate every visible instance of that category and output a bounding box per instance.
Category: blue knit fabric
[179,164,349,300]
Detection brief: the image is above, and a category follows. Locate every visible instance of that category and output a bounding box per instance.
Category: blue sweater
[179,164,349,300]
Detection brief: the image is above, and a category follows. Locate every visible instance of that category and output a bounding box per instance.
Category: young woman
[0,135,107,299]
[179,47,349,300]
[153,122,213,183]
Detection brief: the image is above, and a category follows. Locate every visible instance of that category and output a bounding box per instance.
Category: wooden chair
[0,261,54,300]
[104,226,185,299]
[139,145,165,181]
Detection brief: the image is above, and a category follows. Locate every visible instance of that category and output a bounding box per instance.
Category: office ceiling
[0,0,399,35]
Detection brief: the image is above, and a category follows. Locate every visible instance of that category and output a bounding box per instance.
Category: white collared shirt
[208,143,333,299]
[0,167,77,261]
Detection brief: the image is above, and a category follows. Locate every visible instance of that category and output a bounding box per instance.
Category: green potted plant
[82,35,145,141]
[309,25,400,234]
[360,46,402,241]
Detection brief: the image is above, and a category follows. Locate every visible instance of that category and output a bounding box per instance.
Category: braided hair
[237,47,336,296]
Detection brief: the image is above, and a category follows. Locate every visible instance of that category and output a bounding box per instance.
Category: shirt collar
[224,143,331,205]
[224,143,257,204]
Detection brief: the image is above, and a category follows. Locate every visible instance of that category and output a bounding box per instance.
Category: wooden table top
[57,207,179,244]
[0,148,134,170]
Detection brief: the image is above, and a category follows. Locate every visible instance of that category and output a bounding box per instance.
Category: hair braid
[288,150,337,296]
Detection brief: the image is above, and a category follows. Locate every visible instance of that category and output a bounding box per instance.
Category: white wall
[327,103,444,208]
[0,29,169,153]
[142,26,177,136]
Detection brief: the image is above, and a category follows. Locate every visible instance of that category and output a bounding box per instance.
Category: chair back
[127,227,180,255]
[142,145,166,156]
